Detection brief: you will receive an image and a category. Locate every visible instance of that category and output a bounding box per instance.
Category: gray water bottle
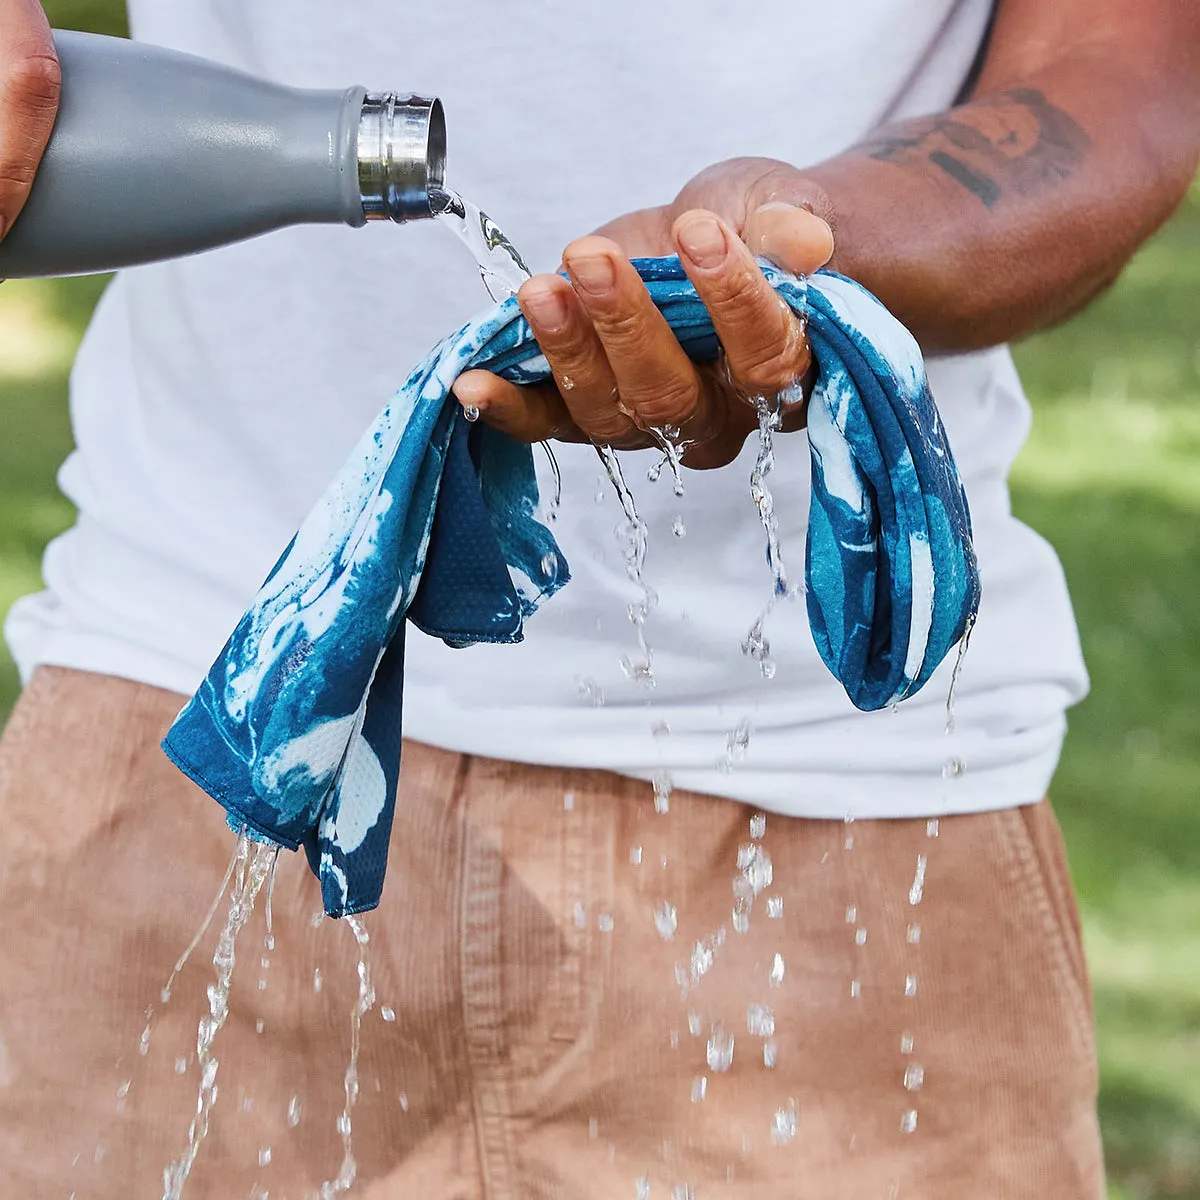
[0,30,446,278]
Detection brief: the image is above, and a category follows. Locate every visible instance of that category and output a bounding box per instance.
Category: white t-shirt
[5,0,1089,819]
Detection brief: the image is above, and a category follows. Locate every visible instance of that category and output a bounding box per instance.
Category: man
[0,0,1196,1196]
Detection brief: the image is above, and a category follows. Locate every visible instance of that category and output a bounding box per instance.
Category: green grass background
[3,3,1198,1195]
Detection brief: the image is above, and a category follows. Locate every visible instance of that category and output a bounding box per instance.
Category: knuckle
[629,375,702,427]
[734,332,811,395]
[4,50,62,110]
[591,307,650,356]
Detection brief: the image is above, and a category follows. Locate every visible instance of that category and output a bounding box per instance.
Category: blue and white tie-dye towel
[162,259,980,917]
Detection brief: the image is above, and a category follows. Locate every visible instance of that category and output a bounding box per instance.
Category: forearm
[802,34,1199,351]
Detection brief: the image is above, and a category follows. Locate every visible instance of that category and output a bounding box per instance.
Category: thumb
[742,201,835,278]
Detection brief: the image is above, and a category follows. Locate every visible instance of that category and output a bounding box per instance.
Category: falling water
[431,188,531,303]
[596,443,657,688]
[432,186,563,519]
[942,613,975,778]
[315,914,377,1198]
[645,426,689,498]
[162,835,279,1200]
[749,395,789,598]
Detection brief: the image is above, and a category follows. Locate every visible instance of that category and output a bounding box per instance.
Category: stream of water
[162,834,278,1200]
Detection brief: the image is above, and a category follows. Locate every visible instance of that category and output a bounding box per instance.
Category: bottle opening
[359,93,446,222]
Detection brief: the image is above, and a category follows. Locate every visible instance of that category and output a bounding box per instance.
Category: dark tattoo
[859,88,1091,209]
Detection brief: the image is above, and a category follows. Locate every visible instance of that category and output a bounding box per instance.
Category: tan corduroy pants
[0,667,1104,1199]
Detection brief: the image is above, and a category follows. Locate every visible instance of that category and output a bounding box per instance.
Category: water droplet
[287,1096,302,1127]
[652,771,673,814]
[845,905,857,924]
[766,896,784,919]
[907,924,921,945]
[749,812,767,840]
[926,819,940,838]
[771,1102,799,1145]
[573,901,587,929]
[462,404,481,423]
[904,1064,925,1092]
[855,927,868,946]
[241,1096,253,1113]
[900,1109,918,1134]
[672,1185,695,1200]
[577,677,605,706]
[116,1080,131,1113]
[942,757,966,780]
[563,790,575,812]
[310,909,325,928]
[255,1019,265,1034]
[597,913,614,933]
[637,1177,651,1200]
[175,1056,188,1076]
[770,953,786,987]
[905,974,918,998]
[398,1093,409,1112]
[732,908,750,934]
[93,1146,105,1165]
[706,1023,735,1072]
[688,1010,703,1037]
[381,1006,396,1023]
[139,1022,152,1056]
[763,1039,778,1068]
[737,843,773,896]
[691,1076,708,1103]
[900,1033,915,1054]
[629,845,644,865]
[671,515,686,538]
[844,833,855,850]
[258,1145,272,1167]
[654,901,678,941]
[589,1116,600,1140]
[909,855,928,906]
[651,720,671,738]
[669,1029,680,1049]
[747,1004,775,1037]
[727,719,752,763]
[850,979,861,999]
[560,375,575,391]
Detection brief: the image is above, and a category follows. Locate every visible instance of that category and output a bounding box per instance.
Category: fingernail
[521,287,570,333]
[566,253,616,296]
[677,215,728,270]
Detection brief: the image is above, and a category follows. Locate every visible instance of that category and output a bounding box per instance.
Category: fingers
[560,235,717,439]
[451,370,583,445]
[517,273,638,446]
[0,2,60,242]
[673,209,813,399]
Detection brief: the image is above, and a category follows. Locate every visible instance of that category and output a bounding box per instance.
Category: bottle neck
[358,93,446,223]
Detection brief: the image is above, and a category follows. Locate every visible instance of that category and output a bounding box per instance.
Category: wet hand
[452,158,835,470]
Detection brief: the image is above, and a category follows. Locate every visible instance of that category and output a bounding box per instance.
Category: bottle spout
[358,93,445,223]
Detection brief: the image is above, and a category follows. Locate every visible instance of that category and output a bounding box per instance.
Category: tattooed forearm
[858,88,1091,210]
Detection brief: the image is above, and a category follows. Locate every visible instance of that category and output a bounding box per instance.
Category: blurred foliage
[42,0,127,37]
[1009,180,1200,1200]
[3,4,1200,1196]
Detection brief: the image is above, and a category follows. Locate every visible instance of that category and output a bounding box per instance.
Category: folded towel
[163,259,980,917]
